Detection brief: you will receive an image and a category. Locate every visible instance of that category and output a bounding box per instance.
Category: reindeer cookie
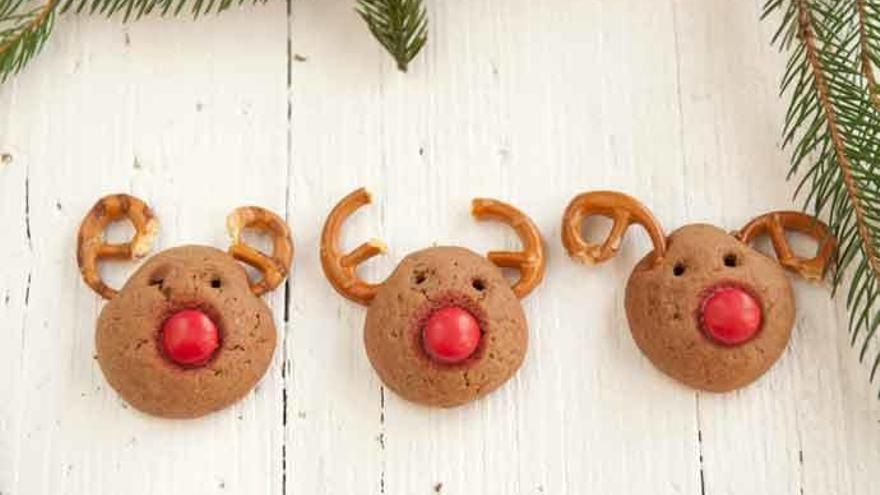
[561,191,835,392]
[320,188,546,407]
[77,194,292,418]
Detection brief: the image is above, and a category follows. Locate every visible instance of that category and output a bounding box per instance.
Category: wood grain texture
[2,0,879,493]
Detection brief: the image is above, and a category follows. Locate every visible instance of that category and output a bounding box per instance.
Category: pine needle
[765,0,880,396]
[356,0,427,72]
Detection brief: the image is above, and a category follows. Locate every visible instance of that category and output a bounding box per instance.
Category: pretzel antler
[471,199,546,298]
[320,188,388,306]
[77,194,159,300]
[735,211,835,282]
[561,191,666,266]
[227,206,294,296]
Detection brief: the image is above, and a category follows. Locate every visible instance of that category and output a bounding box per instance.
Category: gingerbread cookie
[320,188,545,407]
[561,191,834,392]
[77,194,292,418]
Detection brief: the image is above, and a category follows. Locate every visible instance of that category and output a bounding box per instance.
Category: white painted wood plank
[674,3,880,495]
[285,3,385,493]
[0,88,33,495]
[0,5,289,494]
[676,2,808,494]
[673,3,802,495]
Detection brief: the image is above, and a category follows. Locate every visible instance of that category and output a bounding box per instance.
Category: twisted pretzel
[562,191,666,266]
[320,188,387,306]
[735,211,835,282]
[471,198,546,298]
[77,194,159,300]
[227,206,294,296]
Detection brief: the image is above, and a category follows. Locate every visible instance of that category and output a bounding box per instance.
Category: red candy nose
[700,286,762,346]
[422,306,482,364]
[161,309,219,366]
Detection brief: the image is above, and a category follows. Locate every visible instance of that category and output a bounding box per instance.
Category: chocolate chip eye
[472,278,486,292]
[148,265,171,288]
[673,262,686,277]
[210,277,222,289]
[413,271,427,285]
[724,253,738,267]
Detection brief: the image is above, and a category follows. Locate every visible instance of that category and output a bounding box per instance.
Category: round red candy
[422,306,481,364]
[700,286,762,346]
[161,309,219,366]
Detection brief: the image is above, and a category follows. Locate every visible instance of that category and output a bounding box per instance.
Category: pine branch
[58,0,266,21]
[0,0,56,82]
[356,0,427,72]
[765,0,880,394]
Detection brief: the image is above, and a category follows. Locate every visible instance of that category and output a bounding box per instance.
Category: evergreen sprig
[764,0,880,395]
[58,0,266,22]
[0,0,428,82]
[0,0,56,82]
[356,0,427,72]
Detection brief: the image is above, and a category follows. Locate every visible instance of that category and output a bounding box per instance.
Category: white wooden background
[2,0,879,493]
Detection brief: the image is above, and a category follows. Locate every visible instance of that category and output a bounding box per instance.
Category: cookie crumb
[434,482,443,492]
[294,54,308,62]
[0,152,11,165]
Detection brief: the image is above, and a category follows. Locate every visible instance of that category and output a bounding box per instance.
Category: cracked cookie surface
[95,245,276,418]
[364,246,527,407]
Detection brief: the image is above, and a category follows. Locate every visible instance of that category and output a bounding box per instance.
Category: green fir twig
[0,0,56,82]
[764,0,880,395]
[57,0,267,22]
[356,0,427,72]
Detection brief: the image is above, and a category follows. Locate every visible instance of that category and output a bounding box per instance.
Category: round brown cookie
[364,246,527,407]
[624,224,795,392]
[95,245,277,418]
